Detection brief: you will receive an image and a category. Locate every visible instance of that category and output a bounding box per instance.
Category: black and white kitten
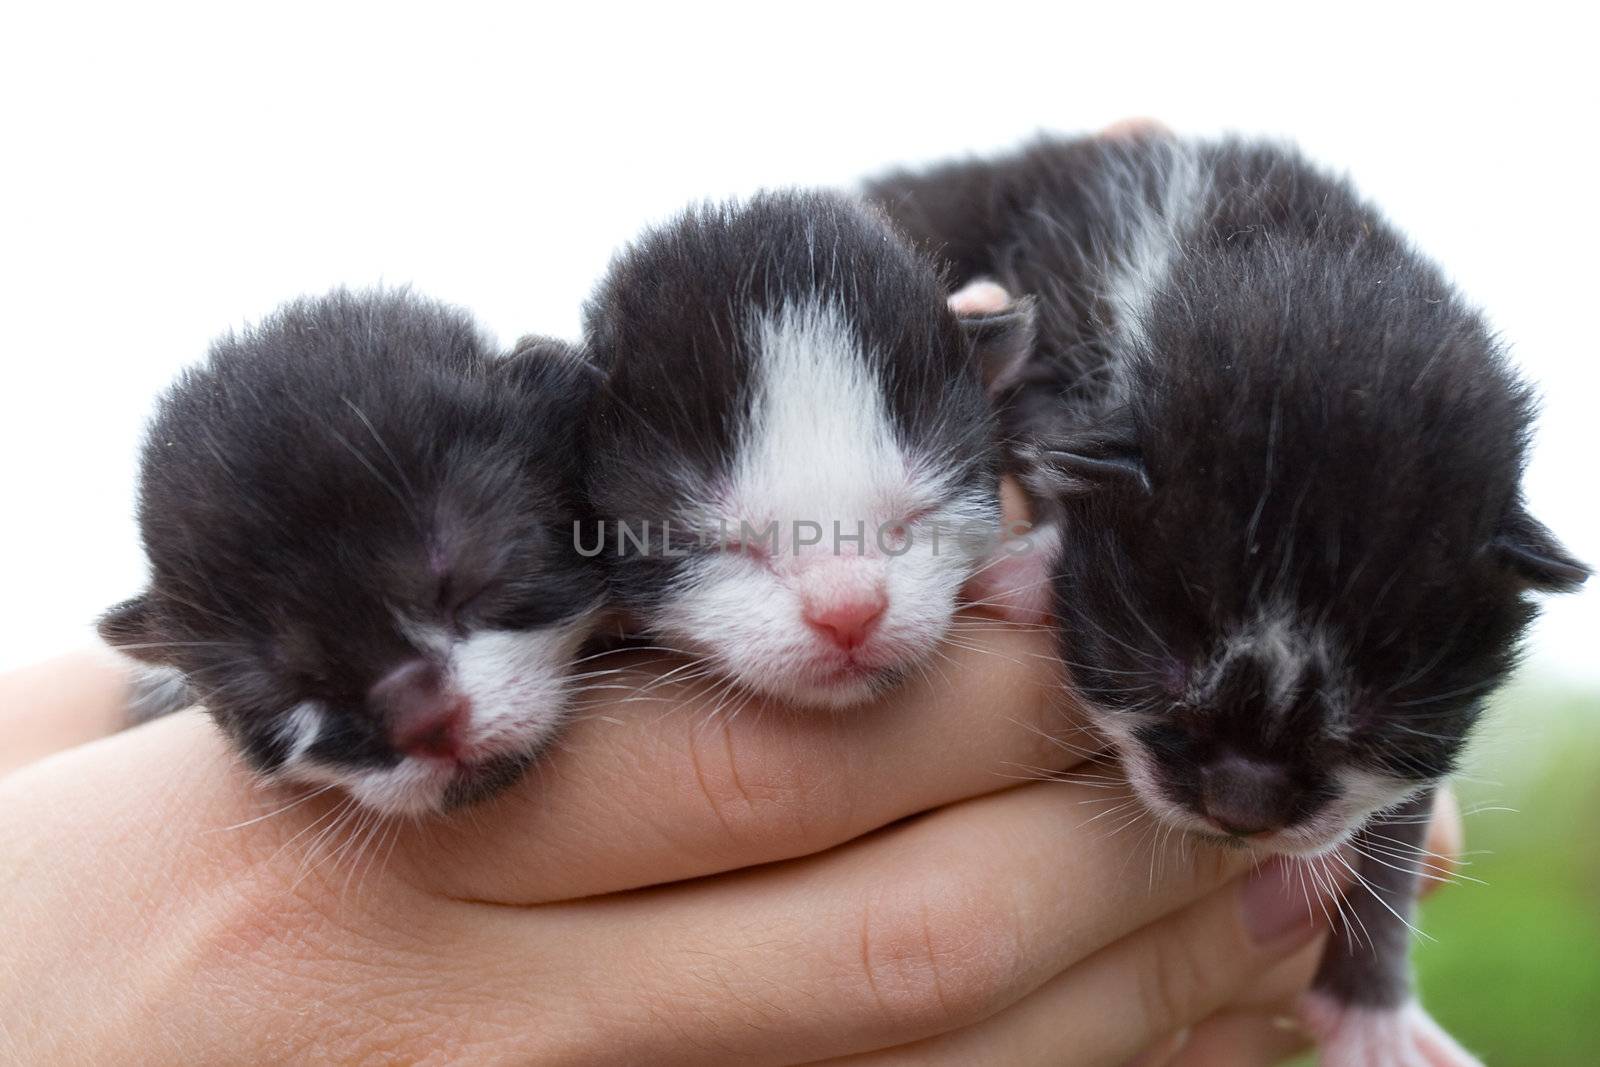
[870,133,1589,1065]
[100,289,606,815]
[581,190,1032,708]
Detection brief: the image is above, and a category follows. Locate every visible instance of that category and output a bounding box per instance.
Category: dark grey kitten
[101,289,606,815]
[869,133,1587,1065]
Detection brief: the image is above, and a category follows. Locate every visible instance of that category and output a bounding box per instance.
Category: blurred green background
[1293,678,1600,1064]
[1413,680,1600,1064]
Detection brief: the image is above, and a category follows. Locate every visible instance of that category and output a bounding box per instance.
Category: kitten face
[102,292,605,815]
[612,297,1000,708]
[585,192,1024,708]
[1049,489,1573,854]
[1038,278,1588,855]
[110,503,600,817]
[1061,589,1499,855]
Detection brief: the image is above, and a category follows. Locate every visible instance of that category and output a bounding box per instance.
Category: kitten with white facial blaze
[869,133,1589,1066]
[100,289,606,816]
[581,190,1034,709]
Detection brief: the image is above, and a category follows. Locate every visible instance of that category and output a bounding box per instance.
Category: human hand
[0,622,1383,1067]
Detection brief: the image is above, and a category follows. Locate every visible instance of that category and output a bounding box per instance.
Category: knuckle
[681,719,844,854]
[849,862,1025,1031]
[1135,924,1217,1031]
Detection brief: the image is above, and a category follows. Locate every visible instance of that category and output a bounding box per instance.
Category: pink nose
[369,660,470,759]
[802,586,888,651]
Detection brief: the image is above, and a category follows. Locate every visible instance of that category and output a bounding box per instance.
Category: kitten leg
[1301,787,1482,1067]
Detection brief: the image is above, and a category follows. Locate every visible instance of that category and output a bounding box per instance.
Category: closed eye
[436,574,494,628]
[884,505,937,544]
[715,539,771,564]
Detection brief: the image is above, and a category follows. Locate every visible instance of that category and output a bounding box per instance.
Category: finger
[1419,785,1463,898]
[403,619,1093,903]
[0,713,1296,1067]
[1099,117,1173,140]
[1161,788,1466,1065]
[1165,1007,1312,1067]
[1001,473,1033,525]
[0,649,133,777]
[812,855,1353,1067]
[1214,937,1324,1011]
[1123,1028,1192,1067]
[458,784,1297,1067]
[1158,790,1464,1065]
[1139,938,1323,1065]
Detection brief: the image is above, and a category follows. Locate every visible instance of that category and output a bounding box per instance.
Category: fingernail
[1239,857,1321,946]
[1239,849,1362,946]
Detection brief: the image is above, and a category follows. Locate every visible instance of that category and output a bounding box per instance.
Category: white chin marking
[450,619,596,754]
[341,760,459,817]
[1266,770,1425,857]
[277,613,597,815]
[768,670,887,710]
[1092,719,1425,856]
[279,754,457,818]
[647,296,995,708]
[1300,993,1483,1067]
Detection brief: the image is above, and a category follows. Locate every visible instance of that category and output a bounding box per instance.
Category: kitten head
[583,192,1032,707]
[101,290,605,815]
[1031,244,1588,854]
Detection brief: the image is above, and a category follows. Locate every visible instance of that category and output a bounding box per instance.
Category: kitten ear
[97,594,173,664]
[1027,416,1152,497]
[952,282,1037,395]
[1491,506,1590,593]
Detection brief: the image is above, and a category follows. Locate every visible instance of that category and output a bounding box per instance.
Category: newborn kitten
[870,133,1589,1066]
[581,190,1033,708]
[100,289,606,815]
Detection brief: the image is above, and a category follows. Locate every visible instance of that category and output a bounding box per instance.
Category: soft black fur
[100,289,604,795]
[581,189,1018,613]
[870,133,1589,1039]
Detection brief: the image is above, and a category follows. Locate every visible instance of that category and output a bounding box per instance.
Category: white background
[1,3,1593,679]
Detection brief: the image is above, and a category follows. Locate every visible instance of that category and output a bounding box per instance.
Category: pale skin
[0,626,1461,1066]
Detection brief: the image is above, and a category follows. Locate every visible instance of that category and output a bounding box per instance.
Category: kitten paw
[1301,993,1482,1067]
